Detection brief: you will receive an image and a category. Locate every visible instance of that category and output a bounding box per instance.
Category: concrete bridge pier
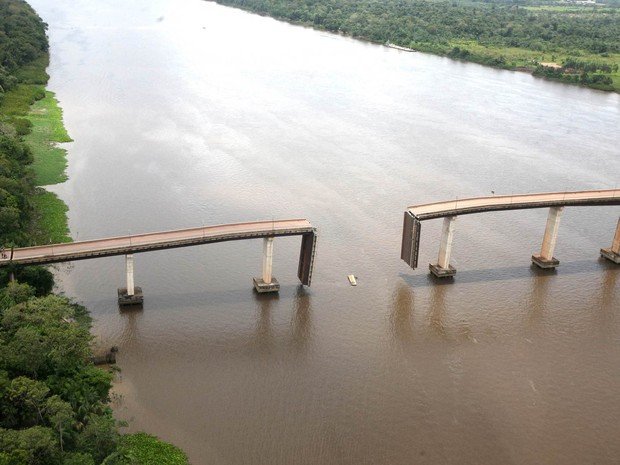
[600,218,620,264]
[118,254,143,305]
[532,206,563,269]
[254,237,280,293]
[429,216,457,277]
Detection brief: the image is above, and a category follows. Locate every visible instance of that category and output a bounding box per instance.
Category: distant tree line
[215,0,619,54]
[562,57,618,72]
[533,60,617,90]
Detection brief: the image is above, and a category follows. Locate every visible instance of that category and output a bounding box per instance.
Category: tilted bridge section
[0,219,318,304]
[401,189,620,277]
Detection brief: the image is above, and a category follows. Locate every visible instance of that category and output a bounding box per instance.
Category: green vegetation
[1,0,70,244]
[0,0,48,96]
[214,0,620,91]
[0,83,46,117]
[118,433,190,465]
[0,0,69,246]
[25,90,72,186]
[30,189,70,244]
[0,284,192,465]
[0,80,71,242]
[0,285,119,465]
[0,122,35,246]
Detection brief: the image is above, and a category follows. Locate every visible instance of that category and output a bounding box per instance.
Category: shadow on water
[596,259,618,339]
[428,280,452,340]
[253,291,277,353]
[389,282,415,345]
[399,258,614,288]
[389,279,465,344]
[391,259,619,342]
[87,284,306,315]
[115,285,313,356]
[523,265,551,330]
[116,304,143,351]
[290,286,312,353]
[250,286,313,354]
[598,257,618,306]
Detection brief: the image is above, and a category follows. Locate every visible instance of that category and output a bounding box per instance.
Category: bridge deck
[408,189,620,220]
[0,219,315,267]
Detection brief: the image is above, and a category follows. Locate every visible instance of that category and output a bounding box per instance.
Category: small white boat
[386,42,416,52]
[347,275,357,286]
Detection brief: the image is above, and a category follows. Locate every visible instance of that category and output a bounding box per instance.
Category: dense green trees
[217,0,619,53]
[0,0,47,95]
[1,3,116,461]
[0,286,190,465]
[533,58,615,88]
[0,127,34,247]
[0,285,121,465]
[0,0,50,250]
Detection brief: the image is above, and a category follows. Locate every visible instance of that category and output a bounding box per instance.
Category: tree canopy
[0,285,120,465]
[0,0,47,93]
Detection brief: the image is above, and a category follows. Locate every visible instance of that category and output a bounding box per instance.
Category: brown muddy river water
[30,0,619,463]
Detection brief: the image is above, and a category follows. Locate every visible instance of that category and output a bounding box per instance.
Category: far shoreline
[208,0,619,94]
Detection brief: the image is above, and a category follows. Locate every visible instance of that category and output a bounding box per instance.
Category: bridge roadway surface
[0,219,315,267]
[408,189,620,220]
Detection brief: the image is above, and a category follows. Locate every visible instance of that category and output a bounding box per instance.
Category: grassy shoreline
[0,78,72,244]
[26,90,72,186]
[26,89,73,243]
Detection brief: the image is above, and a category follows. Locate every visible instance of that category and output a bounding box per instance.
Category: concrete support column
[429,216,457,277]
[262,237,274,284]
[532,206,563,269]
[126,254,135,296]
[254,237,280,293]
[118,254,143,306]
[600,218,620,264]
[613,219,620,254]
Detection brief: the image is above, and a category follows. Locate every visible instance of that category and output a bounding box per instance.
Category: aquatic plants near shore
[26,90,72,186]
[0,81,72,244]
[26,89,73,244]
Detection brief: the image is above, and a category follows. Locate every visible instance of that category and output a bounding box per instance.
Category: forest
[214,0,620,90]
[0,0,47,93]
[0,0,48,249]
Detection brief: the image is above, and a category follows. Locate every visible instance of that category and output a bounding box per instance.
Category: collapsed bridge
[401,189,620,277]
[0,219,318,304]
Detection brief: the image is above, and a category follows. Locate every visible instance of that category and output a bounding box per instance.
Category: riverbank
[1,1,193,462]
[211,0,620,92]
[26,88,73,243]
[0,62,72,244]
[20,31,192,465]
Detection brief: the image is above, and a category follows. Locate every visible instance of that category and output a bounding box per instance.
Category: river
[29,0,620,463]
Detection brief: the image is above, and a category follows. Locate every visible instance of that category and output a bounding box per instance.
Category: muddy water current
[29,0,620,463]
